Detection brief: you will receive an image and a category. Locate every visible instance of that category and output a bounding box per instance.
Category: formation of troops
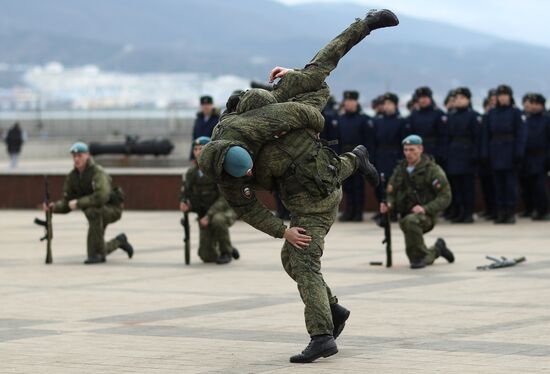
[39,8,550,365]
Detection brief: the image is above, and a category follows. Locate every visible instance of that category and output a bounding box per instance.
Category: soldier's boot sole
[365,9,399,31]
[352,145,380,187]
[116,233,134,259]
[332,307,351,339]
[435,238,455,263]
[290,346,338,364]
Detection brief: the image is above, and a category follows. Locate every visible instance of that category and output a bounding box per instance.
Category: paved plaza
[1,210,550,373]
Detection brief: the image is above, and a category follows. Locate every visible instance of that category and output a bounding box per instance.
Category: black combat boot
[353,207,364,222]
[116,233,134,259]
[461,210,474,223]
[520,209,533,218]
[84,255,106,265]
[339,206,354,222]
[504,209,516,224]
[451,207,464,223]
[435,238,455,263]
[231,248,240,260]
[365,9,399,31]
[289,335,338,363]
[410,257,426,269]
[352,145,380,187]
[216,253,232,265]
[494,209,506,224]
[532,212,550,221]
[330,303,351,339]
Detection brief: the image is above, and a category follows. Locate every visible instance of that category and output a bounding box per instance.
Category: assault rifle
[477,256,526,270]
[34,176,53,264]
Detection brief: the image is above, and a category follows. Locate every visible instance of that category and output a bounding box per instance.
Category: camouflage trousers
[83,205,123,258]
[280,153,357,336]
[198,210,237,263]
[398,213,440,264]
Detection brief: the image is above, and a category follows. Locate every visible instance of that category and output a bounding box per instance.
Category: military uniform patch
[242,186,252,199]
[432,178,442,189]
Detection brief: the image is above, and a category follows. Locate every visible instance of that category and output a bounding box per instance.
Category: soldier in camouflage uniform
[180,137,239,264]
[43,142,133,264]
[380,135,455,269]
[199,9,399,363]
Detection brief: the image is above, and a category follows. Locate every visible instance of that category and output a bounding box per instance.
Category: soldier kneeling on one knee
[180,136,239,265]
[380,135,455,269]
[43,142,134,264]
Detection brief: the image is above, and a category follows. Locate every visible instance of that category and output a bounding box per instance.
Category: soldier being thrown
[43,142,133,264]
[380,135,455,269]
[180,136,239,264]
[199,9,399,363]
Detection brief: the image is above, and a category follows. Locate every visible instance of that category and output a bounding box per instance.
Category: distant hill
[1,0,550,102]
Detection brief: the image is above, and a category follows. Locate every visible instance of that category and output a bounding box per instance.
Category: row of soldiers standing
[320,85,550,224]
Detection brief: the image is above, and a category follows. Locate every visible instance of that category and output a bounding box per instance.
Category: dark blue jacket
[320,106,340,153]
[190,110,220,159]
[337,109,371,153]
[372,112,405,177]
[482,105,527,171]
[446,108,482,175]
[522,111,550,175]
[404,105,447,161]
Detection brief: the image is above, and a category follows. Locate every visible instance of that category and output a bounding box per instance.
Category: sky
[276,0,550,49]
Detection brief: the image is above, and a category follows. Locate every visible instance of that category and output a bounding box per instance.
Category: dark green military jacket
[387,155,451,219]
[180,164,232,218]
[53,159,122,213]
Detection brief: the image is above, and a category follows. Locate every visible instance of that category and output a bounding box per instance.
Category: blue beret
[69,142,89,153]
[194,136,211,146]
[402,135,423,146]
[223,146,253,177]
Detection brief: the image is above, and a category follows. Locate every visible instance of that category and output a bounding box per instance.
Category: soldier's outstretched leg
[272,9,399,104]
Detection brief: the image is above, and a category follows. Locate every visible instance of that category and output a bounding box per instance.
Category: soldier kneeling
[380,135,455,269]
[44,142,134,264]
[180,137,239,264]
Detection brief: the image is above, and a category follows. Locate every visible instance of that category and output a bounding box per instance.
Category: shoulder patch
[241,186,253,199]
[441,115,448,123]
[432,178,442,189]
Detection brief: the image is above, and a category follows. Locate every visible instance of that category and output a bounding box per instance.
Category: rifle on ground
[477,256,525,270]
[34,176,53,264]
[180,210,190,265]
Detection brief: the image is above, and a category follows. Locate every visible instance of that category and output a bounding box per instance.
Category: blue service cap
[402,135,423,146]
[223,146,253,177]
[194,136,211,146]
[69,141,89,153]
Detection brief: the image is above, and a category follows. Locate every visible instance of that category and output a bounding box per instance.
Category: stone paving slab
[1,210,550,373]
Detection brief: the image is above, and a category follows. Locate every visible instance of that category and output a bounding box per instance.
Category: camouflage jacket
[387,155,451,219]
[53,159,122,213]
[180,164,233,218]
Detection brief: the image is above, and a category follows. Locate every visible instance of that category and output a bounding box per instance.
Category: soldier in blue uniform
[445,87,481,223]
[372,92,406,202]
[521,94,550,220]
[478,91,497,219]
[338,90,371,222]
[404,87,447,167]
[482,84,527,224]
[190,95,220,160]
[519,93,535,217]
[320,96,341,153]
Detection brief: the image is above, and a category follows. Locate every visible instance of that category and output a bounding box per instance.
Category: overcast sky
[277,0,550,48]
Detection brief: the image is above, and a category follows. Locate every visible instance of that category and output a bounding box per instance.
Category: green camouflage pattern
[181,165,236,262]
[387,155,452,263]
[52,159,124,258]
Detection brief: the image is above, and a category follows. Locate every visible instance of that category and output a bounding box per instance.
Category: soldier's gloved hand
[284,227,311,249]
[180,202,190,213]
[199,216,209,228]
[69,199,78,210]
[269,66,293,83]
